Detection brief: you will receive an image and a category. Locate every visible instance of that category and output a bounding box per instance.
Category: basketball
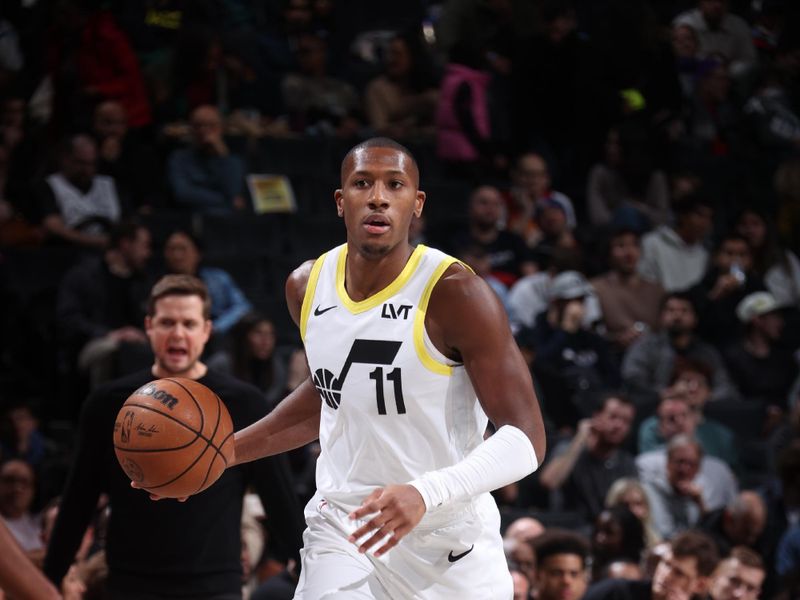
[113,378,235,498]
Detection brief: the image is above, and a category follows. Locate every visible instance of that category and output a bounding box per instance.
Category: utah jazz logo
[313,339,406,414]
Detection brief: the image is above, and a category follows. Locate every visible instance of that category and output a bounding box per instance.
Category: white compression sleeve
[408,425,539,511]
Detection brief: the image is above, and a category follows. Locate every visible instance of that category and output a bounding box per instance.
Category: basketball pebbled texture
[113,378,235,498]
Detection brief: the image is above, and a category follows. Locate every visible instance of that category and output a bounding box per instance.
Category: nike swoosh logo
[314,305,336,316]
[447,545,474,563]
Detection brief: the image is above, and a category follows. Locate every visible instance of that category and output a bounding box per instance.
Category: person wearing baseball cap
[531,271,619,428]
[724,291,794,410]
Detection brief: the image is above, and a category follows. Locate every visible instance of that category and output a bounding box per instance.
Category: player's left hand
[348,484,426,557]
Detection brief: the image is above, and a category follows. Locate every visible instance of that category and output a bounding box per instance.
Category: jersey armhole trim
[413,258,472,375]
[300,252,328,341]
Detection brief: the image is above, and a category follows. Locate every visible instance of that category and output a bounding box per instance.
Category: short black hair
[660,291,696,313]
[340,137,419,184]
[534,529,590,568]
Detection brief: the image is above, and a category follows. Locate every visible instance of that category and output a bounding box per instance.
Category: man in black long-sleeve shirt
[44,274,305,599]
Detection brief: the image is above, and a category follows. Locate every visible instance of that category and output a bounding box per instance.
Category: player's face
[536,555,587,600]
[710,559,764,600]
[146,294,211,378]
[335,147,424,258]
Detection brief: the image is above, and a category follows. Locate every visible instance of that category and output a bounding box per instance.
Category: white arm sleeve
[408,425,539,510]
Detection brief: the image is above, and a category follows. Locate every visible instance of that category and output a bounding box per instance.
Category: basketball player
[230,138,547,598]
[44,275,305,599]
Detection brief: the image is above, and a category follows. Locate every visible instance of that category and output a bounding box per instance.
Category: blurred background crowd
[1,0,800,598]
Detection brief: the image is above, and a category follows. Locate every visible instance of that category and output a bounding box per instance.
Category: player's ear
[414,190,425,218]
[144,316,152,333]
[334,189,344,217]
[203,319,212,340]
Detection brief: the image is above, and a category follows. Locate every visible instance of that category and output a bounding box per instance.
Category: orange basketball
[113,378,234,498]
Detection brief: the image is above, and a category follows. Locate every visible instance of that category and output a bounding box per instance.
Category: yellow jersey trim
[300,252,328,341]
[336,243,427,314]
[413,257,464,376]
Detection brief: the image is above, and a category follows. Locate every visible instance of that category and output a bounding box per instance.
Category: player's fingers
[348,513,389,542]
[348,489,384,520]
[373,520,415,557]
[356,524,396,554]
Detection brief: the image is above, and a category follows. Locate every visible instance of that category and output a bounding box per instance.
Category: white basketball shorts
[293,491,512,599]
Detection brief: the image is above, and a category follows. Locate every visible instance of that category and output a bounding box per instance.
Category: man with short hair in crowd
[638,194,712,293]
[540,392,637,520]
[708,546,765,600]
[534,530,590,600]
[34,133,122,249]
[167,104,246,214]
[448,184,536,288]
[584,530,719,600]
[622,292,739,403]
[638,359,738,468]
[505,152,577,247]
[591,228,665,354]
[639,435,738,540]
[673,0,757,79]
[699,491,767,558]
[56,220,153,389]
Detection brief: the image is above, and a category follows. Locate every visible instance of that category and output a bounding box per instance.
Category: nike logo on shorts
[314,304,336,316]
[447,545,474,563]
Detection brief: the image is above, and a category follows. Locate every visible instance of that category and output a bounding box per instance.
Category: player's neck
[344,242,414,301]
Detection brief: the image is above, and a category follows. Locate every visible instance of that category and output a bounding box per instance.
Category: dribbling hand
[130,481,189,502]
[348,484,426,557]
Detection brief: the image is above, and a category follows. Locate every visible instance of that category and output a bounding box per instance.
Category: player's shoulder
[285,257,320,309]
[430,257,493,305]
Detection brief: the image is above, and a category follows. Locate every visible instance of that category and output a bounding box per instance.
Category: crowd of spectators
[1,0,800,598]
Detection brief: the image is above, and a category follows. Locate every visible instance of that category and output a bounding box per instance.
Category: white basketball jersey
[300,244,489,515]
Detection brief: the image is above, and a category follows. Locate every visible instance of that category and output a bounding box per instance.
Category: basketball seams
[165,378,205,434]
[114,378,235,498]
[146,439,214,491]
[191,392,224,495]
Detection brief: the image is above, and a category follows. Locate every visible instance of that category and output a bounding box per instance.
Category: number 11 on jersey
[369,367,406,415]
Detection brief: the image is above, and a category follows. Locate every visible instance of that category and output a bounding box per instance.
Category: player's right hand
[347,484,426,557]
[130,481,189,502]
